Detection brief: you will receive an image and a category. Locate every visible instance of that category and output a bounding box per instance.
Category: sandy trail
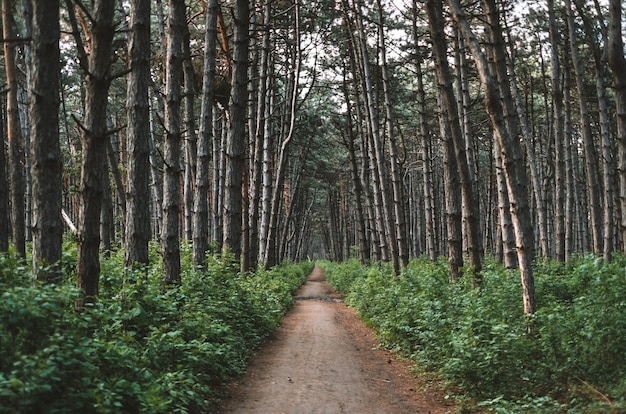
[217,265,453,414]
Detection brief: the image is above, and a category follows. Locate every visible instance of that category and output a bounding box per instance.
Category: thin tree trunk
[264,2,300,268]
[565,0,603,256]
[426,0,483,283]
[193,0,217,266]
[353,0,398,273]
[3,0,26,257]
[410,6,436,261]
[29,0,62,280]
[342,72,370,264]
[340,6,381,261]
[563,50,575,258]
[182,20,197,242]
[377,0,408,270]
[223,0,249,262]
[607,0,626,255]
[574,0,615,260]
[162,0,186,285]
[0,107,8,252]
[447,0,536,315]
[149,91,163,240]
[100,150,113,255]
[548,0,566,261]
[124,0,151,268]
[494,137,517,268]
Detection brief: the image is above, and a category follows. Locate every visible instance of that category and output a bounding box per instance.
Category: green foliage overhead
[0,246,313,413]
[320,256,626,413]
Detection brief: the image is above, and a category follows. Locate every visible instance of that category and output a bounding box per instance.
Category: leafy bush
[320,255,626,412]
[0,248,312,413]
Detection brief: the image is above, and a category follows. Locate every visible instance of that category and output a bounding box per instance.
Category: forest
[1,0,626,412]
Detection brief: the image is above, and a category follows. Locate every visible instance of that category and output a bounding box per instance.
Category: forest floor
[216,265,457,414]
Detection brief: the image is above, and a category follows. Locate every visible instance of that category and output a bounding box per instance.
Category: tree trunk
[494,137,517,268]
[447,0,536,315]
[3,0,26,257]
[264,2,301,268]
[377,0,408,270]
[426,0,483,283]
[342,72,370,264]
[574,0,615,260]
[162,0,185,285]
[352,0,398,273]
[182,20,197,243]
[124,0,152,268]
[410,5,437,261]
[223,0,249,262]
[70,0,116,303]
[548,0,566,262]
[565,0,603,255]
[29,0,62,281]
[193,0,217,266]
[607,0,626,255]
[100,150,113,255]
[0,108,8,253]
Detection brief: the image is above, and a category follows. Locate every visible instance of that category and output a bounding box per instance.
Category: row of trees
[318,0,626,315]
[0,0,625,314]
[1,0,324,301]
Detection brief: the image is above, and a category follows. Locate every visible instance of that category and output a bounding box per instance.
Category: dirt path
[217,265,454,414]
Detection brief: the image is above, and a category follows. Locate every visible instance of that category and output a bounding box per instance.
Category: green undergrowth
[320,255,626,413]
[0,243,313,414]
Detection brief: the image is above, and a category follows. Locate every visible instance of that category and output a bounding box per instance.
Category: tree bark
[223,0,249,262]
[3,0,26,257]
[607,0,626,255]
[124,0,152,268]
[446,0,536,315]
[193,0,218,266]
[352,0,398,273]
[377,0,408,270]
[29,0,62,280]
[0,108,8,252]
[264,2,301,268]
[548,0,566,261]
[162,0,186,285]
[574,0,615,260]
[426,0,483,283]
[182,20,197,243]
[564,0,603,256]
[70,0,116,303]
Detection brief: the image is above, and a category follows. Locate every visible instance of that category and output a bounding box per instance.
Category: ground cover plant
[320,256,626,413]
[0,243,312,414]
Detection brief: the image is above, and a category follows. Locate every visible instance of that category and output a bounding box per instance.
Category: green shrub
[320,255,626,412]
[0,245,312,413]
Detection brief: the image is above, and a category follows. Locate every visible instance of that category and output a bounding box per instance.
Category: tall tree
[124,0,152,269]
[263,1,302,268]
[352,0,398,273]
[548,0,566,261]
[0,109,7,253]
[29,0,62,281]
[446,0,536,315]
[564,0,603,256]
[193,0,218,266]
[426,0,483,283]
[69,0,117,303]
[607,0,626,255]
[223,0,249,261]
[162,0,186,284]
[3,0,26,257]
[376,0,408,269]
